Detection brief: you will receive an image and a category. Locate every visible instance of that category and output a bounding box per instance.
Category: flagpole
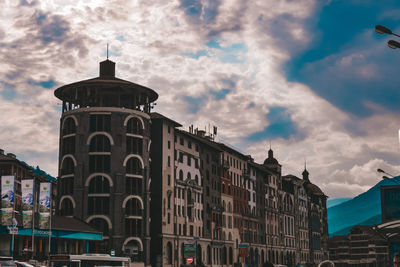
[31,178,35,261]
[48,182,52,266]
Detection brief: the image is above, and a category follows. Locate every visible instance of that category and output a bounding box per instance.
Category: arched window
[62,117,76,135]
[195,175,199,185]
[166,242,173,264]
[89,176,110,193]
[125,198,142,216]
[89,135,111,152]
[127,117,143,135]
[88,177,110,215]
[89,218,109,236]
[207,245,212,265]
[61,157,75,176]
[187,173,191,180]
[126,157,143,175]
[179,170,183,180]
[60,198,74,216]
[229,247,233,264]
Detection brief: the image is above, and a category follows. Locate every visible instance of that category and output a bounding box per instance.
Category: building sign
[21,179,34,228]
[238,244,249,258]
[381,185,400,222]
[186,258,193,264]
[184,241,196,258]
[1,175,15,225]
[39,183,51,229]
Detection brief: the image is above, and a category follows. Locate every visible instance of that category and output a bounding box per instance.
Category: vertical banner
[22,179,34,228]
[1,175,15,225]
[38,183,51,229]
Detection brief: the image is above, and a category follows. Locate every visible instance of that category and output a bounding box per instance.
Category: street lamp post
[375,25,400,50]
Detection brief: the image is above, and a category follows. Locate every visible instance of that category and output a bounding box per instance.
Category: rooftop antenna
[107,43,109,59]
[269,140,271,149]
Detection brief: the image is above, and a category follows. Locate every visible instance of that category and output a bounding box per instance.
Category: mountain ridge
[328,176,400,236]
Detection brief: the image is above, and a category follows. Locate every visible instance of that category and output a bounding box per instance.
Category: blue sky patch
[0,81,17,100]
[206,39,221,49]
[247,106,297,141]
[183,95,206,114]
[116,35,126,41]
[29,79,56,89]
[284,0,400,118]
[183,50,208,59]
[210,88,230,100]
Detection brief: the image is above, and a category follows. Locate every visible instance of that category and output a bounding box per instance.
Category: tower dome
[263,148,279,165]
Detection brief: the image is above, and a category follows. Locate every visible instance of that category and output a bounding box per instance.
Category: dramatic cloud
[1,0,399,198]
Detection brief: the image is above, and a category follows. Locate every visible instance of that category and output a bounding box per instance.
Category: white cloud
[0,0,398,199]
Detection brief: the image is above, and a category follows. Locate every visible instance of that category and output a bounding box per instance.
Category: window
[90,115,111,132]
[126,177,142,195]
[195,159,199,169]
[62,117,76,135]
[180,137,184,145]
[60,198,74,216]
[125,218,141,236]
[89,135,111,152]
[168,156,171,167]
[88,197,109,215]
[190,225,194,236]
[179,152,183,163]
[168,125,171,134]
[62,136,75,154]
[126,137,143,155]
[166,242,172,264]
[125,198,142,216]
[127,117,143,135]
[89,218,109,236]
[195,144,199,152]
[89,155,110,173]
[61,157,75,176]
[188,141,192,149]
[179,170,183,180]
[60,177,74,195]
[126,157,143,175]
[168,175,171,186]
[88,176,110,193]
[187,155,191,166]
[168,141,171,149]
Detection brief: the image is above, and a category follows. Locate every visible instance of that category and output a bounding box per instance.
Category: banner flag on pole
[22,179,34,228]
[1,175,15,226]
[38,183,51,229]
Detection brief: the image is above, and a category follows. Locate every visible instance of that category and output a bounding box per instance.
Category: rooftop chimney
[197,130,206,138]
[99,59,115,77]
[6,153,16,159]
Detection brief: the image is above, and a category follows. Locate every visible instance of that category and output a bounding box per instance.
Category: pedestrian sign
[186,258,193,264]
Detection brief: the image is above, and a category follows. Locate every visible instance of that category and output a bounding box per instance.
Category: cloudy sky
[1,0,400,198]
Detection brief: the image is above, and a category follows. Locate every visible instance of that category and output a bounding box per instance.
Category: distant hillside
[327,198,351,209]
[328,176,400,237]
[331,214,382,236]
